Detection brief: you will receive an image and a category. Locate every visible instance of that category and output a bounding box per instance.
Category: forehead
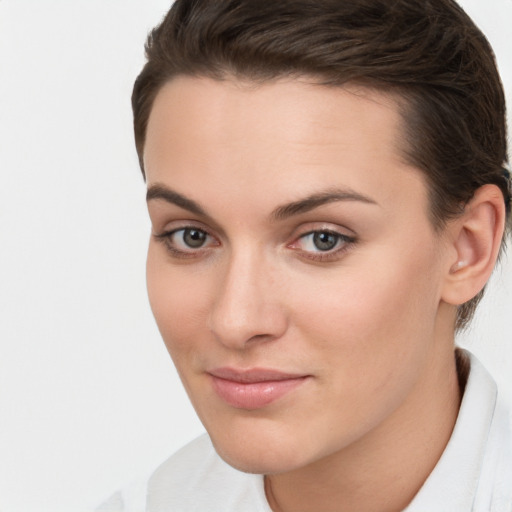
[144,76,428,222]
[145,76,405,167]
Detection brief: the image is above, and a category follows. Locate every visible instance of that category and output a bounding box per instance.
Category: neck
[265,331,462,512]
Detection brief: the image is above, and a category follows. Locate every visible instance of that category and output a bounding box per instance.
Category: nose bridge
[208,243,286,348]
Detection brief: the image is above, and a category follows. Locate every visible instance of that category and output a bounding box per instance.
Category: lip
[208,367,310,410]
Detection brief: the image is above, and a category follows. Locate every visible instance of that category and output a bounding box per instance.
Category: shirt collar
[405,350,499,511]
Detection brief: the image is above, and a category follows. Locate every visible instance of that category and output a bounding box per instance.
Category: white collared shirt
[97,351,512,512]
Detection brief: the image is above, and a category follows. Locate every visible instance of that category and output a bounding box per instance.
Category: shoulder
[455,351,512,510]
[470,354,512,510]
[96,434,270,512]
[406,350,512,511]
[95,475,149,512]
[147,434,269,511]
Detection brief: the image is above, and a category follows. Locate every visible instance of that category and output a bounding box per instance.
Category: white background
[0,1,510,511]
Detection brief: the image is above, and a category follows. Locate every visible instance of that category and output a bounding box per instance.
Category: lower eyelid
[289,231,356,261]
[298,242,355,262]
[153,227,220,258]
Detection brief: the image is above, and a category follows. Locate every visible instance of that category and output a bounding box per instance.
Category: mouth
[208,368,310,410]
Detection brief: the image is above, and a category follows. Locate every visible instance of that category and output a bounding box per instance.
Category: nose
[208,249,288,350]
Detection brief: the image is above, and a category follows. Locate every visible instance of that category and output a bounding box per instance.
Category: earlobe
[442,184,506,306]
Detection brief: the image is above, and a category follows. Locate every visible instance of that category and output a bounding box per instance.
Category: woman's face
[144,76,455,474]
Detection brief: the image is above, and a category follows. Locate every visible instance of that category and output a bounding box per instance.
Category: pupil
[313,232,338,251]
[184,229,206,248]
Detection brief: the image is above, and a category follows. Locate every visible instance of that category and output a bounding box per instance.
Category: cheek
[277,245,444,447]
[293,239,443,378]
[146,244,211,361]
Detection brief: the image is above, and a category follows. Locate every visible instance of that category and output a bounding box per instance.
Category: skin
[143,76,465,512]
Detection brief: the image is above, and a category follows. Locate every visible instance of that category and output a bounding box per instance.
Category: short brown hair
[133,0,511,328]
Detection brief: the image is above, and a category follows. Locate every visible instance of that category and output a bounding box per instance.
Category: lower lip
[210,376,308,410]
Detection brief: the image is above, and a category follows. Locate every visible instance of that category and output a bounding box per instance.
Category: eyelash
[154,226,356,262]
[154,226,218,259]
[288,230,356,262]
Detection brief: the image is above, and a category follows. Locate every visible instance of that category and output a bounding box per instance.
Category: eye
[175,228,208,249]
[304,231,341,252]
[154,226,218,258]
[289,229,356,261]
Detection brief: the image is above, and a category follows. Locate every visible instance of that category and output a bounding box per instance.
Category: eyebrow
[146,184,207,217]
[146,183,378,220]
[270,189,378,221]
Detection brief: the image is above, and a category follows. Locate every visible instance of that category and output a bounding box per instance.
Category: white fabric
[403,353,512,511]
[96,351,512,511]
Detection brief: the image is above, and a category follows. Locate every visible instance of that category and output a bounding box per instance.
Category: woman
[99,0,511,510]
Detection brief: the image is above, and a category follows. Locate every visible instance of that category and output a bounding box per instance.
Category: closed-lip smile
[208,367,310,409]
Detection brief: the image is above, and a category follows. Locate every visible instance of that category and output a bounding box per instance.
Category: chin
[216,446,303,475]
[208,427,313,475]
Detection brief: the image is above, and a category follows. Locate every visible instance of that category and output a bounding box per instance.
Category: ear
[441,184,506,306]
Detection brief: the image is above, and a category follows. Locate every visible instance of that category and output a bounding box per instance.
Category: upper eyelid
[290,221,357,240]
[153,220,356,245]
[162,226,217,242]
[154,220,215,237]
[147,204,226,238]
[292,229,355,247]
[299,228,353,238]
[147,193,364,238]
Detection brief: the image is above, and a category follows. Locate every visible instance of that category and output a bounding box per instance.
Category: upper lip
[208,367,309,383]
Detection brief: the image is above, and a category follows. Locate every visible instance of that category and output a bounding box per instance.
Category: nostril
[247,333,276,344]
[208,306,288,349]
